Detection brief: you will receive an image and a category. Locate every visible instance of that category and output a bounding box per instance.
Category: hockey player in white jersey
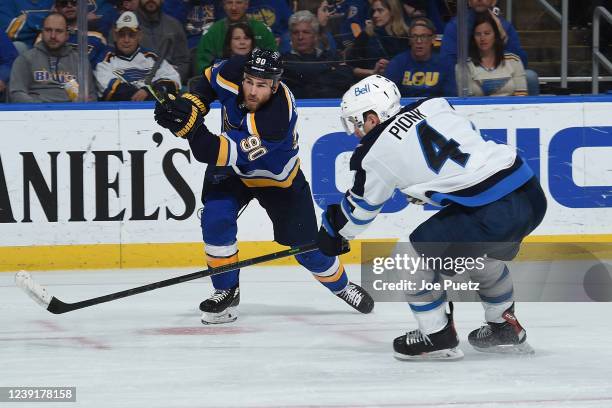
[316,75,547,360]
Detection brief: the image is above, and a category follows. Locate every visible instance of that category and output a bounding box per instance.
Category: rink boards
[1,96,612,270]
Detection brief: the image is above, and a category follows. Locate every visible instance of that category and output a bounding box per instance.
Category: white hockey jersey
[338,97,534,240]
[94,47,181,99]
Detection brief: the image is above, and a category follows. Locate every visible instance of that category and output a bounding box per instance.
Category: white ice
[1,265,611,408]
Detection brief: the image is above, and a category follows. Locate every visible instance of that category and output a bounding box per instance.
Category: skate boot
[468,303,534,354]
[393,303,464,361]
[199,285,240,324]
[336,282,374,313]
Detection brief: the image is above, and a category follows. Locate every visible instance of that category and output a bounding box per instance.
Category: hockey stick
[144,38,174,108]
[15,243,318,315]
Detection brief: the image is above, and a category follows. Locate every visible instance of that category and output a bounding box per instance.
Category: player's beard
[244,98,260,111]
[245,94,270,111]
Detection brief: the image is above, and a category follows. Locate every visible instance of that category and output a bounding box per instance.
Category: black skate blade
[394,347,465,362]
[472,341,535,355]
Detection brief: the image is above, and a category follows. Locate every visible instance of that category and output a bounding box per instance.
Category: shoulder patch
[503,53,520,62]
[87,31,107,43]
[103,51,115,62]
[143,51,159,61]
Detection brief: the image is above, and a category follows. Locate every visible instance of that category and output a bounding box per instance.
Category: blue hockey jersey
[1,0,114,46]
[0,0,53,46]
[190,56,300,188]
[384,51,456,97]
[35,29,108,67]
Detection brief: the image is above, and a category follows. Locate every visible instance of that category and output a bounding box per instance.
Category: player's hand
[154,93,205,138]
[317,204,351,256]
[373,58,389,74]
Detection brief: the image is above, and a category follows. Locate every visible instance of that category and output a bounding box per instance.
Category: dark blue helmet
[244,48,283,82]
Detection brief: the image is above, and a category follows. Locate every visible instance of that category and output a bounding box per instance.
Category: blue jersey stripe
[341,197,374,226]
[430,161,534,207]
[350,195,385,212]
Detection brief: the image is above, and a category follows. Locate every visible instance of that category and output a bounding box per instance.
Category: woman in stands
[222,22,255,59]
[346,0,410,78]
[459,11,527,96]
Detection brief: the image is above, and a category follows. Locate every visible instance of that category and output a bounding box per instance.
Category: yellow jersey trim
[217,73,239,94]
[240,159,300,188]
[216,135,230,166]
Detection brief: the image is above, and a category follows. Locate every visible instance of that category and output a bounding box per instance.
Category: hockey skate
[336,282,374,313]
[200,285,240,324]
[468,303,534,355]
[393,303,464,361]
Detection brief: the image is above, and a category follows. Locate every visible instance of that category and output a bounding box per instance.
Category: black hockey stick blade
[15,243,319,314]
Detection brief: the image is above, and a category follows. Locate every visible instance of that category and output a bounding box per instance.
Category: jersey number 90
[240,135,268,161]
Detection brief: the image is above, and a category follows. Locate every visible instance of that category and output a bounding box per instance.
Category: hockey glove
[317,204,351,257]
[154,93,207,138]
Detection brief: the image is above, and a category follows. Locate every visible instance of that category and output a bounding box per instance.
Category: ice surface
[1,266,611,408]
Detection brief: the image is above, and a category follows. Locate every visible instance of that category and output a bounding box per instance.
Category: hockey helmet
[244,48,283,83]
[340,75,401,135]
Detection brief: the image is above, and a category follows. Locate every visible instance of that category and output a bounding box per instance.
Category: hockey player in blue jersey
[316,75,547,360]
[154,48,374,324]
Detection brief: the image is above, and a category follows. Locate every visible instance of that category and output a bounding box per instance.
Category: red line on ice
[34,320,111,350]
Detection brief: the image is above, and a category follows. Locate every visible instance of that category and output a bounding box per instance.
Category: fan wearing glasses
[383,17,455,97]
[32,0,109,68]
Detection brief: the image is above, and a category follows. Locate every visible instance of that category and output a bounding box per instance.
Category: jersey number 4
[416,121,470,174]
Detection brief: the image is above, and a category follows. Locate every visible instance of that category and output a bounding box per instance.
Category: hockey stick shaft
[144,38,173,107]
[42,243,318,314]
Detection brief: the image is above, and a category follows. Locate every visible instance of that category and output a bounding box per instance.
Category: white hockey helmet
[340,75,401,135]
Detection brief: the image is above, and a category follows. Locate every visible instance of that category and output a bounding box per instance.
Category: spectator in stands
[440,0,538,94]
[280,0,337,54]
[402,0,450,34]
[95,11,180,101]
[0,0,54,51]
[34,0,109,68]
[402,0,426,19]
[164,0,218,50]
[9,13,96,102]
[135,0,190,83]
[281,10,355,98]
[195,0,276,73]
[459,11,527,96]
[215,0,291,40]
[384,17,455,96]
[346,0,410,78]
[222,22,255,58]
[441,0,527,65]
[83,0,117,37]
[119,0,141,12]
[0,30,19,101]
[316,0,370,50]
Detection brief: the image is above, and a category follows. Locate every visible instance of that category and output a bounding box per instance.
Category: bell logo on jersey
[354,84,370,96]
